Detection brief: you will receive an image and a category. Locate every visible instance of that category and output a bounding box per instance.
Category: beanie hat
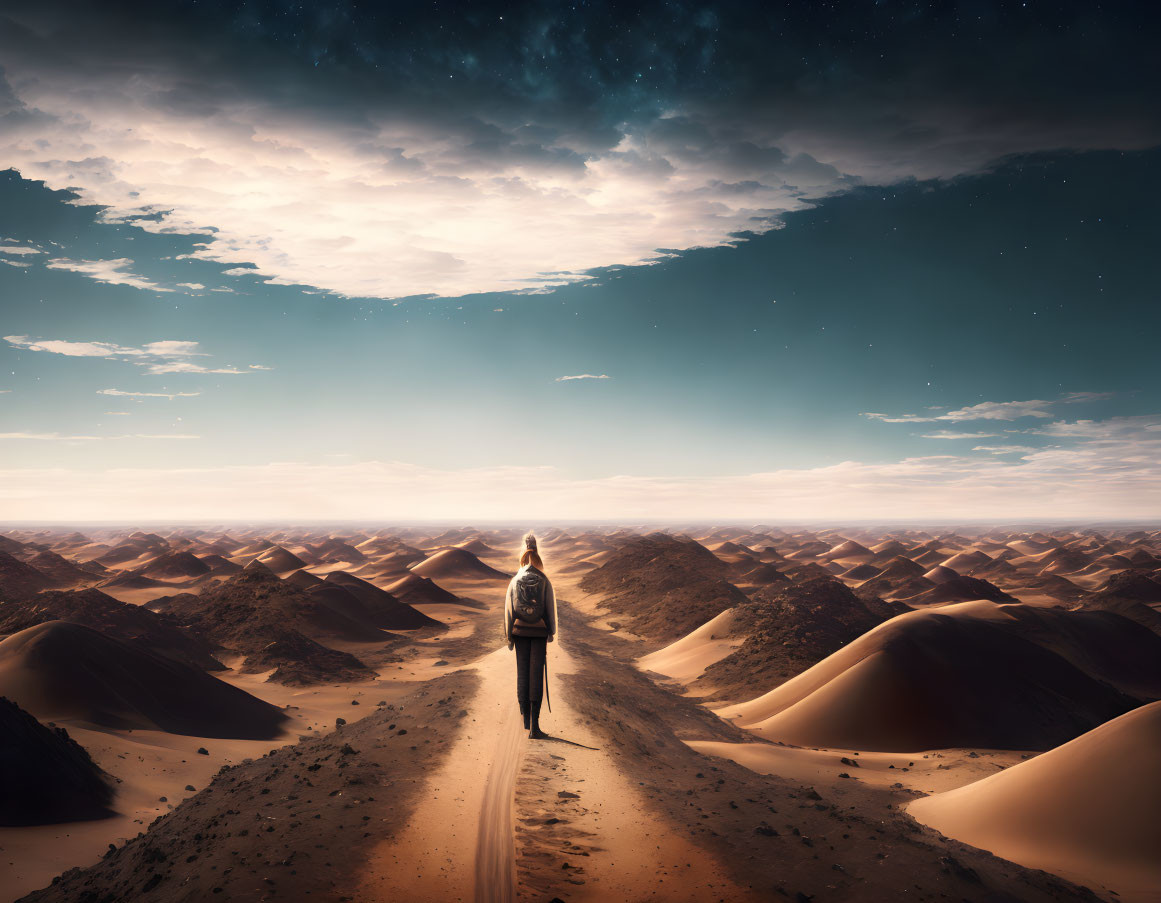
[522,531,538,553]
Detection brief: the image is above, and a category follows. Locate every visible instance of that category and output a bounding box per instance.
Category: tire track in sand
[474,685,523,903]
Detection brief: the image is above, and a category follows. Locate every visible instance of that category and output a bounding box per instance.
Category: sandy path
[513,638,752,902]
[474,683,523,903]
[355,645,522,901]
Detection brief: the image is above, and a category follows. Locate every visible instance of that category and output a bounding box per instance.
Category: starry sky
[0,0,1158,521]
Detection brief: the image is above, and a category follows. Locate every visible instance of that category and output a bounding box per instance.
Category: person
[503,531,557,739]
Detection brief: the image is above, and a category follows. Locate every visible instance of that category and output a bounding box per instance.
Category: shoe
[528,711,546,740]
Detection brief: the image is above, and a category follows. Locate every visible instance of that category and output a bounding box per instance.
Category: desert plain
[0,523,1159,903]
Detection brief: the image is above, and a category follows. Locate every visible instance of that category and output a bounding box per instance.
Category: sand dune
[923,564,959,584]
[385,571,460,606]
[0,696,113,826]
[410,547,509,581]
[0,621,287,738]
[909,701,1161,900]
[718,601,1147,751]
[822,539,874,560]
[284,567,325,588]
[453,538,503,557]
[638,607,744,684]
[254,545,309,573]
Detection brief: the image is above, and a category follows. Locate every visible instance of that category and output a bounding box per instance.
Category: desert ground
[1,523,1159,902]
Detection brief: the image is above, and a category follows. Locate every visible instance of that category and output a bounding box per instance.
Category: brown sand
[909,701,1161,902]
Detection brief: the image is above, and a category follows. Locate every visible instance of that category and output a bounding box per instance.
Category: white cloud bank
[2,34,1145,302]
[555,374,611,382]
[2,415,1157,521]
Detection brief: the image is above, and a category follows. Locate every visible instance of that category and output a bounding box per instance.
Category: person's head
[519,531,543,569]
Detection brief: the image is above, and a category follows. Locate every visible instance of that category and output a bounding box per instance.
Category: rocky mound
[580,534,749,640]
[906,574,1017,605]
[100,571,170,590]
[152,569,381,683]
[305,538,366,562]
[719,602,1145,752]
[697,575,908,700]
[0,696,113,826]
[1081,571,1161,632]
[0,588,223,671]
[0,622,287,738]
[735,562,790,588]
[25,550,95,587]
[20,671,476,903]
[323,572,442,629]
[239,628,375,686]
[142,551,212,580]
[0,549,53,599]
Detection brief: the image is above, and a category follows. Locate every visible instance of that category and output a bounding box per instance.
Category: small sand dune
[410,547,509,581]
[637,607,744,684]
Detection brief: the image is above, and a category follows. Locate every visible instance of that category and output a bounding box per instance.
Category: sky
[0,0,1159,522]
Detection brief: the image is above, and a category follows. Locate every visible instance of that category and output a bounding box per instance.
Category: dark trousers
[513,635,547,712]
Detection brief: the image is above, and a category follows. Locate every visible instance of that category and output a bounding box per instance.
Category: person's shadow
[534,732,599,750]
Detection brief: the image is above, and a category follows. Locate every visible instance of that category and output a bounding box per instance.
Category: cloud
[5,335,203,359]
[140,361,252,375]
[972,446,1037,455]
[555,373,611,382]
[97,388,200,399]
[1060,392,1117,404]
[0,244,43,255]
[0,4,1153,300]
[920,430,1000,440]
[864,394,1109,424]
[176,282,205,290]
[1,258,32,268]
[0,432,199,440]
[1028,415,1161,440]
[6,336,267,375]
[44,257,173,292]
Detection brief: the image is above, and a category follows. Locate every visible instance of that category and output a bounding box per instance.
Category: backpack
[514,569,546,624]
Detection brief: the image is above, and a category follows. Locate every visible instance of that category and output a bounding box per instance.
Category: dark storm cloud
[0,0,1156,298]
[4,0,1158,168]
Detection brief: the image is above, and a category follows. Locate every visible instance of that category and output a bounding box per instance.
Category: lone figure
[504,531,557,739]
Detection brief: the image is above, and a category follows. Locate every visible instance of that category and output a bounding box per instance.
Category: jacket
[503,564,557,648]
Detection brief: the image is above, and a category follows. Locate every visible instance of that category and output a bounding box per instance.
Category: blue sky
[0,2,1158,520]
